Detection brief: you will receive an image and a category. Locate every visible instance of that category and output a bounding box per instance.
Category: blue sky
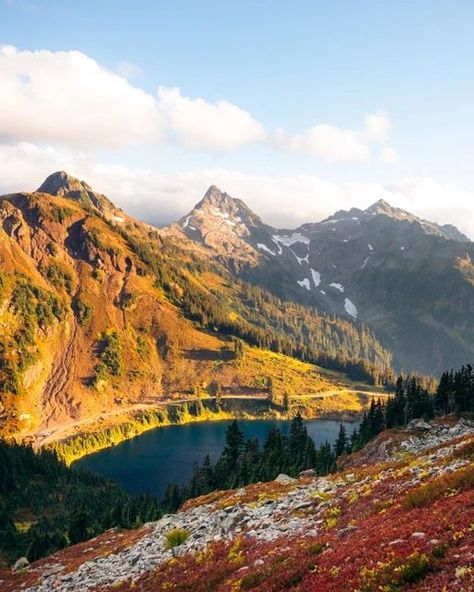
[1,0,474,233]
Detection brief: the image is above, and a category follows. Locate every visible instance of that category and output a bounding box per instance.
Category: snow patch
[361,257,370,269]
[293,252,309,265]
[257,243,276,256]
[368,244,374,251]
[182,215,191,228]
[320,290,326,295]
[310,269,321,287]
[400,246,405,251]
[297,278,311,291]
[271,238,283,255]
[329,283,344,293]
[273,232,310,246]
[344,298,358,318]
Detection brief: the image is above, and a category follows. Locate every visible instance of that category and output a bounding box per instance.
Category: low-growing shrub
[404,464,474,509]
[164,528,189,550]
[46,263,73,293]
[72,297,92,326]
[307,542,326,556]
[360,552,432,591]
[240,571,267,590]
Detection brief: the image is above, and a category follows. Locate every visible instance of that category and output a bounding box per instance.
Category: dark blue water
[75,419,355,497]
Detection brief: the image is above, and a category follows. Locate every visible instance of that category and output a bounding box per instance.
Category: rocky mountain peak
[36,171,120,218]
[37,171,92,196]
[364,198,407,218]
[195,185,261,224]
[199,185,235,210]
[179,186,262,235]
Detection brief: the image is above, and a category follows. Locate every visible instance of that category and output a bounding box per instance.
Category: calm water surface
[75,419,355,497]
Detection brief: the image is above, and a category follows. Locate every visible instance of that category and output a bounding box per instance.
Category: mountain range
[168,184,474,375]
[1,171,473,441]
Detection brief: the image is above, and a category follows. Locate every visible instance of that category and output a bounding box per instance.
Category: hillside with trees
[0,173,393,443]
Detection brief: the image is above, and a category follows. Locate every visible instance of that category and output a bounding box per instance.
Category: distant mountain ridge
[169,185,474,374]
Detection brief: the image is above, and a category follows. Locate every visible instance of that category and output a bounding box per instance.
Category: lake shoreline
[49,396,363,466]
[74,415,359,498]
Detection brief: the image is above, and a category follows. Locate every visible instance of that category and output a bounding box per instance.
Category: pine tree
[393,376,407,425]
[334,423,348,457]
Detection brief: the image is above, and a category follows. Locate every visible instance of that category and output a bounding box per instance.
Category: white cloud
[116,61,145,80]
[157,87,266,149]
[0,46,265,152]
[0,46,163,148]
[273,112,394,164]
[0,46,400,163]
[0,142,472,239]
[380,146,400,164]
[274,125,370,163]
[365,112,391,143]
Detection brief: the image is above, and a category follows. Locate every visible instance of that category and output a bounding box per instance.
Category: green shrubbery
[164,528,189,550]
[71,297,92,326]
[46,263,73,293]
[48,205,74,224]
[0,275,65,395]
[91,329,124,386]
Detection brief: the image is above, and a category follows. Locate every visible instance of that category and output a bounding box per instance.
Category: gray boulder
[274,473,296,484]
[12,556,29,572]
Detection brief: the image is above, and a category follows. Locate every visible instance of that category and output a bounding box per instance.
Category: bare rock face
[177,185,263,264]
[37,171,121,219]
[37,171,92,196]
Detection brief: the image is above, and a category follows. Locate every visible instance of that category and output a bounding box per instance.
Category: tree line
[0,441,161,565]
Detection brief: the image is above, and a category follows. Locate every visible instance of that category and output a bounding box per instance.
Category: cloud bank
[0,141,472,239]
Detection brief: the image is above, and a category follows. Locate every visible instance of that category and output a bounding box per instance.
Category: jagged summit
[179,186,262,233]
[318,198,469,243]
[37,171,92,196]
[364,198,413,220]
[193,185,261,224]
[36,171,119,217]
[175,186,264,261]
[198,185,234,209]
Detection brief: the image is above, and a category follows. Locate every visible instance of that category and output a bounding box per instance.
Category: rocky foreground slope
[2,417,473,591]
